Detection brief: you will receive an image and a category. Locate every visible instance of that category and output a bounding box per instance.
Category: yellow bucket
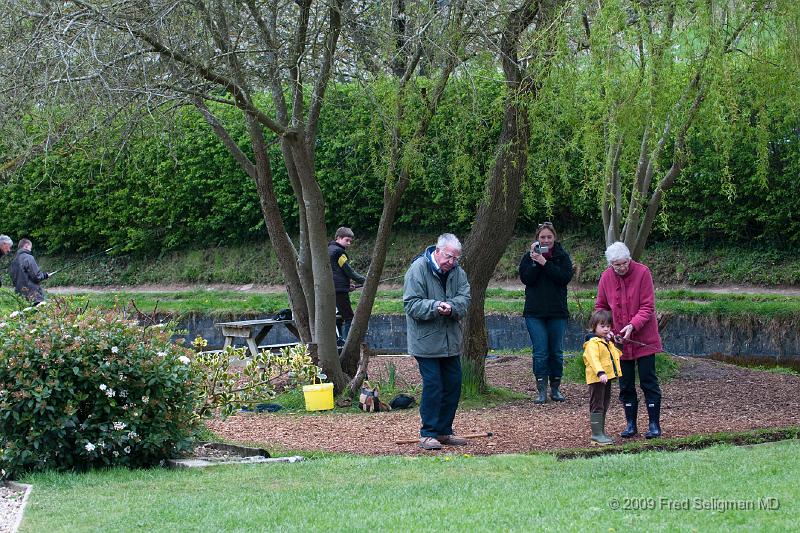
[302,382,334,411]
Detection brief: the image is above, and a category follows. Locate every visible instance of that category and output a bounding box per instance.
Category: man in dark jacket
[404,233,471,450]
[0,235,12,287]
[10,238,49,304]
[328,227,366,343]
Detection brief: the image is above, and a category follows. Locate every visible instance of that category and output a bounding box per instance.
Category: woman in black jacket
[519,222,573,403]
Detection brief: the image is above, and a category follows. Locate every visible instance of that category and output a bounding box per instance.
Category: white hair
[605,241,631,264]
[0,235,12,247]
[436,233,462,251]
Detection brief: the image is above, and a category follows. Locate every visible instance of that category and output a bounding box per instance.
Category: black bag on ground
[390,393,416,409]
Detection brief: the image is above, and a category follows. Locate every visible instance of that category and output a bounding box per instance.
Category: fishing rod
[615,335,684,358]
[48,246,117,276]
[351,274,405,290]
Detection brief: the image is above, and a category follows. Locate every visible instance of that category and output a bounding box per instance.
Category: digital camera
[533,242,549,254]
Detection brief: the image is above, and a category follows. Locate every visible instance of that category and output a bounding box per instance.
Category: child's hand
[599,374,608,384]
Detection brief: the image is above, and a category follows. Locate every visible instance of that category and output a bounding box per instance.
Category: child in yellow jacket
[583,309,623,445]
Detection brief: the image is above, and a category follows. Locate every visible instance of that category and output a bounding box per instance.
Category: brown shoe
[437,434,468,446]
[419,437,443,450]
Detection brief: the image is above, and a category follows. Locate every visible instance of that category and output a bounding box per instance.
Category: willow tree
[579,0,775,258]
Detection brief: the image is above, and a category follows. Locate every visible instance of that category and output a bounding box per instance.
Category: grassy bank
[5,288,799,323]
[28,231,800,287]
[19,440,800,531]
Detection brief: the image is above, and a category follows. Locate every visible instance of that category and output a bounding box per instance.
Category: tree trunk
[459,0,541,390]
[286,137,348,391]
[461,101,529,389]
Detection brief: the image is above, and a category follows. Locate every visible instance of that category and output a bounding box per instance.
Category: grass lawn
[20,440,798,532]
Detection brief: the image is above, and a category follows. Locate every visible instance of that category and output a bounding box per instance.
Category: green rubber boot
[590,412,613,446]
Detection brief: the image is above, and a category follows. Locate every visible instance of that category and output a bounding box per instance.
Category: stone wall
[174,313,799,359]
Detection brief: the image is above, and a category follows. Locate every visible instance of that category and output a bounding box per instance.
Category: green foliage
[0,302,201,479]
[191,341,326,419]
[4,52,799,254]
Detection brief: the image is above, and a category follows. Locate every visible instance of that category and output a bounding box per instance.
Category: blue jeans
[525,317,567,378]
[414,356,462,438]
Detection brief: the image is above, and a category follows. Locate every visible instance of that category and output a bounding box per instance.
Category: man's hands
[437,301,453,316]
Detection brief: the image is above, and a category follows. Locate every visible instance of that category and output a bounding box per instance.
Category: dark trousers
[619,355,662,406]
[588,381,612,414]
[335,292,354,320]
[415,356,462,438]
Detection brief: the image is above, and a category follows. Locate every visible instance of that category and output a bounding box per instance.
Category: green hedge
[2,74,798,254]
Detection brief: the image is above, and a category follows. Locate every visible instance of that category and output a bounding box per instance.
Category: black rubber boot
[590,412,613,445]
[644,401,662,439]
[534,376,548,404]
[620,402,638,438]
[550,376,566,402]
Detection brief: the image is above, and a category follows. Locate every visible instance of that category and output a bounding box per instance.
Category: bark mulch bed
[206,356,800,456]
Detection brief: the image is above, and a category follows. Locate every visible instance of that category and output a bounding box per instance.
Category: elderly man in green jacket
[403,233,471,450]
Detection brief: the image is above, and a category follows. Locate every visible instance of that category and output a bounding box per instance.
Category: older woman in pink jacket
[594,242,662,439]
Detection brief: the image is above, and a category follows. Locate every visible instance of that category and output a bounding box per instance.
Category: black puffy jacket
[518,242,573,318]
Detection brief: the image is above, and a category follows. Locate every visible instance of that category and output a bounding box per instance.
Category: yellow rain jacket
[583,336,623,384]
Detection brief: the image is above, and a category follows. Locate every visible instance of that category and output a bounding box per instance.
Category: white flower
[112,451,120,457]
[85,442,96,452]
[9,311,20,318]
[111,346,119,354]
[105,388,116,398]
[119,389,128,398]
[124,446,131,454]
[128,431,139,439]
[157,351,167,358]
[179,355,191,364]
[141,396,149,404]
[113,422,127,431]
[99,384,108,391]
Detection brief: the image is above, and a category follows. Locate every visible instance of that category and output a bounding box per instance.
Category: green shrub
[0,302,201,479]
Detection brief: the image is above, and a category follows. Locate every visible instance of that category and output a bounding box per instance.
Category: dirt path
[206,355,800,455]
[48,283,800,296]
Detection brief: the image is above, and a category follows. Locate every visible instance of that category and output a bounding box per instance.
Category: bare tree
[2,0,356,389]
[338,0,475,379]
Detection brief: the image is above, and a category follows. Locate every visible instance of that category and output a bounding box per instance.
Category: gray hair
[436,233,462,251]
[0,235,12,247]
[605,241,631,264]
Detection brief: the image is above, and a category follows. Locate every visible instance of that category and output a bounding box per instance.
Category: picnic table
[215,318,301,358]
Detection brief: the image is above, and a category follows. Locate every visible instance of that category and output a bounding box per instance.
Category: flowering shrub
[0,302,201,479]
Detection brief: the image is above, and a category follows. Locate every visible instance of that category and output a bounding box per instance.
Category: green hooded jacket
[403,246,471,358]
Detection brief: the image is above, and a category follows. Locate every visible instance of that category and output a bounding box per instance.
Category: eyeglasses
[611,259,630,270]
[439,250,460,263]
[537,222,554,229]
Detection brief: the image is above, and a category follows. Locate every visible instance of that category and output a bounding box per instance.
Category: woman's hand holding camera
[529,242,547,266]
